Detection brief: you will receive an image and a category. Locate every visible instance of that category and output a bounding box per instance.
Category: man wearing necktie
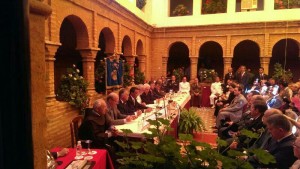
[248,113,296,169]
[106,92,133,125]
[255,67,269,83]
[224,67,234,85]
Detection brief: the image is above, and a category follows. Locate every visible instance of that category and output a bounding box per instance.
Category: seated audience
[249,113,297,169]
[190,77,202,107]
[179,76,190,94]
[106,92,133,124]
[136,84,145,104]
[167,75,179,92]
[209,76,223,108]
[213,83,236,117]
[225,100,267,150]
[215,86,248,128]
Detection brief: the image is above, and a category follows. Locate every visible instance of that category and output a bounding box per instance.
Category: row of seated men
[210,78,300,168]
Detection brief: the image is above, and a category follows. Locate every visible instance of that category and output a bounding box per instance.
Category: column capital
[260,57,271,63]
[78,48,100,59]
[138,55,146,62]
[223,56,233,63]
[45,41,61,57]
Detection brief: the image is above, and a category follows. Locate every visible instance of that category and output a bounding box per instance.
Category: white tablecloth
[115,93,191,138]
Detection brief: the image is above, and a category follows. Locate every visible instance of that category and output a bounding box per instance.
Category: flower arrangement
[172,67,184,82]
[136,0,146,10]
[202,0,227,14]
[274,0,300,9]
[198,69,218,82]
[172,4,190,16]
[56,64,89,111]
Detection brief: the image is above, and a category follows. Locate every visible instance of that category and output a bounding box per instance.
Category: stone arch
[232,40,260,75]
[269,38,300,81]
[54,16,86,94]
[100,27,115,55]
[167,41,191,80]
[121,35,133,57]
[198,41,224,79]
[94,27,116,93]
[136,39,144,55]
[61,15,89,49]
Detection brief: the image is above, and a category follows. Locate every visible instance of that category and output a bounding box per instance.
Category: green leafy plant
[179,107,206,134]
[275,0,300,9]
[56,64,89,111]
[172,4,190,16]
[271,63,293,82]
[115,115,275,169]
[202,0,227,14]
[172,67,184,82]
[123,62,134,87]
[134,67,145,84]
[94,59,106,93]
[136,0,146,10]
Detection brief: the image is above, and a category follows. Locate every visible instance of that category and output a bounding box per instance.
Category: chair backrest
[70,115,84,148]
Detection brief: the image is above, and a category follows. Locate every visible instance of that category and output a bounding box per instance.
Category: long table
[51,148,114,169]
[115,93,191,138]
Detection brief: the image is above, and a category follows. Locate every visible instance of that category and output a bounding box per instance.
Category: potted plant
[179,107,206,135]
[271,63,293,82]
[134,67,145,84]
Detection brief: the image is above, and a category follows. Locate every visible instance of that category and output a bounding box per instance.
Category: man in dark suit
[255,67,269,83]
[236,65,251,92]
[117,88,132,115]
[106,92,133,124]
[249,113,297,169]
[224,67,235,85]
[167,75,179,92]
[127,86,152,115]
[223,100,267,146]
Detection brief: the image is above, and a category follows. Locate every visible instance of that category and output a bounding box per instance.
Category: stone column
[79,48,99,97]
[29,1,52,168]
[162,56,168,76]
[223,56,233,78]
[45,41,61,99]
[124,55,136,77]
[260,57,271,74]
[190,56,198,79]
[138,55,146,73]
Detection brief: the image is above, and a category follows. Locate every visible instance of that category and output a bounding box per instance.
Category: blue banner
[106,59,123,86]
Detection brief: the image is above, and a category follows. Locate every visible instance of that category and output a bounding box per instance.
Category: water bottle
[76,140,82,156]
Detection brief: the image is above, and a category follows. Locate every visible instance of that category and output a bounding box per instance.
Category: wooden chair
[70,115,84,148]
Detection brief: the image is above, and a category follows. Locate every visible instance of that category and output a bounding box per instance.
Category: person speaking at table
[127,86,152,114]
[106,92,135,124]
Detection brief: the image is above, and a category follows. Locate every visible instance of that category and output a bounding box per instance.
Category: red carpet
[193,132,217,147]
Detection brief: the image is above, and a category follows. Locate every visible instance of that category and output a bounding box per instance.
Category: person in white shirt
[179,76,190,94]
[210,76,223,108]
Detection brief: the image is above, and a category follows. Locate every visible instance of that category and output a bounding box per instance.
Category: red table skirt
[201,86,211,107]
[51,148,114,169]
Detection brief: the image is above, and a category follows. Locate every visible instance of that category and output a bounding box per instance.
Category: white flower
[80,76,83,79]
[76,69,80,73]
[69,74,72,77]
[73,64,76,68]
[74,77,77,80]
